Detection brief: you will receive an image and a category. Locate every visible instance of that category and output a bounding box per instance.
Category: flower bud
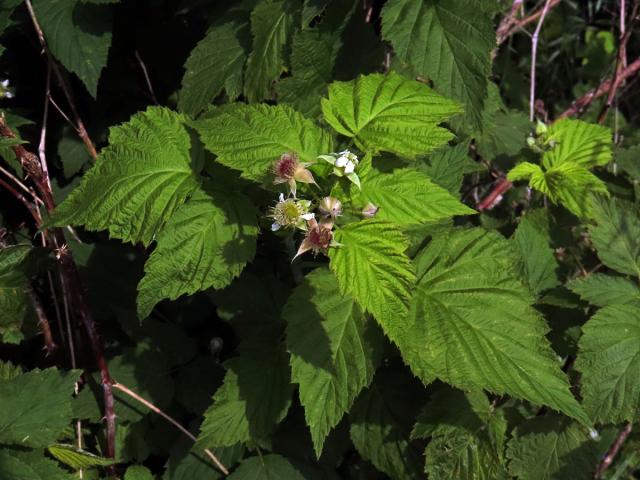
[362,202,378,218]
[318,196,342,228]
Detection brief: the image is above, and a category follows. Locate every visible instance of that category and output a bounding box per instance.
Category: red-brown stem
[112,382,229,475]
[594,423,632,479]
[558,56,640,119]
[477,55,640,210]
[24,0,98,161]
[0,117,116,460]
[597,1,638,124]
[477,177,513,211]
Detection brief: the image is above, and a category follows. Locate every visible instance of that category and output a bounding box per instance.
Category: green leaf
[397,228,589,424]
[508,162,608,218]
[0,245,34,344]
[350,369,424,480]
[278,0,356,117]
[125,465,154,480]
[243,0,298,102]
[568,274,640,307]
[506,415,597,480]
[617,144,640,180]
[192,103,332,184]
[0,360,22,380]
[329,219,416,341]
[415,388,508,479]
[589,196,640,277]
[321,72,462,158]
[354,168,475,225]
[164,445,244,480]
[381,0,495,129]
[47,444,114,469]
[513,214,559,295]
[228,454,304,480]
[178,19,250,116]
[576,303,640,423]
[51,107,200,246]
[422,142,483,195]
[0,368,81,447]
[32,0,112,97]
[277,29,340,118]
[284,268,383,457]
[0,449,74,480]
[57,127,91,178]
[198,328,293,448]
[137,184,258,319]
[542,119,612,170]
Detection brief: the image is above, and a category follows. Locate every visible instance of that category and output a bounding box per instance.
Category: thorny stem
[529,0,553,122]
[594,423,633,479]
[26,286,58,356]
[111,382,229,476]
[0,117,117,461]
[24,0,98,161]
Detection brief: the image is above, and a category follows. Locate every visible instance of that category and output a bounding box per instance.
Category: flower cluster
[268,150,368,259]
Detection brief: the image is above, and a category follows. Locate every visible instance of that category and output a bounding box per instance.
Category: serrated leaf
[197,328,293,448]
[350,369,424,480]
[193,103,332,183]
[243,0,298,102]
[381,0,495,129]
[0,360,22,380]
[329,219,416,341]
[321,72,461,158]
[589,196,640,277]
[124,465,153,480]
[415,388,507,479]
[164,444,244,480]
[355,168,475,225]
[0,245,34,344]
[277,29,340,118]
[568,274,640,307]
[228,454,304,480]
[32,0,112,97]
[51,107,200,246]
[396,228,589,424]
[284,268,383,457]
[617,144,640,180]
[278,0,356,117]
[513,214,559,295]
[0,368,81,447]
[57,127,91,178]
[137,184,258,319]
[542,119,612,170]
[422,142,483,195]
[0,449,74,480]
[47,444,114,470]
[178,19,250,116]
[576,303,640,423]
[506,415,597,480]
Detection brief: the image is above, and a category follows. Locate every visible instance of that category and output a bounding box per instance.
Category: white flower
[318,150,361,189]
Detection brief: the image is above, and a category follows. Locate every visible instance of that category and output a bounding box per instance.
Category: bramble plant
[1,0,640,479]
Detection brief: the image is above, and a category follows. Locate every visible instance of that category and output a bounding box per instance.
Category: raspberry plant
[1,0,640,479]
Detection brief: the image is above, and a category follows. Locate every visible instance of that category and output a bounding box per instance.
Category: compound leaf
[396,228,589,425]
[284,268,383,457]
[137,184,258,319]
[381,0,495,129]
[193,104,332,184]
[329,219,416,342]
[51,107,200,246]
[575,303,640,423]
[321,72,461,158]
